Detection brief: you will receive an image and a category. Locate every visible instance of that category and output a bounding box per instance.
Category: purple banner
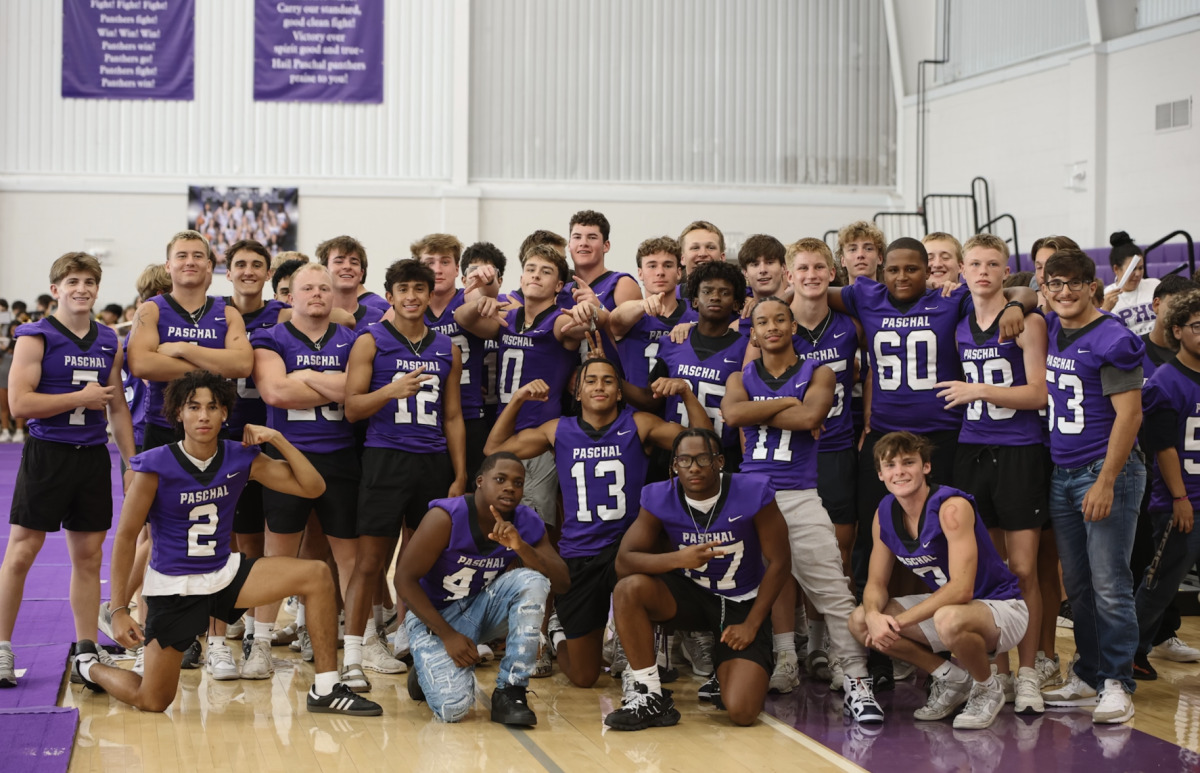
[62,0,194,100]
[254,1,384,104]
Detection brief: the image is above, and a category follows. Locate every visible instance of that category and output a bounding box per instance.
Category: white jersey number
[913,565,949,587]
[393,373,441,427]
[442,566,499,601]
[873,330,937,392]
[70,369,100,425]
[499,349,524,403]
[287,403,345,422]
[451,335,470,386]
[236,377,260,400]
[1185,418,1200,475]
[1046,371,1085,435]
[187,503,219,557]
[681,540,746,591]
[569,459,627,522]
[961,358,1016,422]
[751,427,793,462]
[675,380,726,435]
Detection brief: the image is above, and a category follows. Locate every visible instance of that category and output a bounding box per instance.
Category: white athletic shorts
[894,594,1029,656]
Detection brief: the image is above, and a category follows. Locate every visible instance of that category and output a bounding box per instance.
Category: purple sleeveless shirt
[227,299,286,435]
[426,289,486,421]
[616,304,699,390]
[498,306,576,431]
[654,330,749,448]
[122,332,147,446]
[1142,361,1200,513]
[146,295,230,429]
[364,323,454,454]
[15,318,118,446]
[739,358,822,491]
[955,312,1044,446]
[791,310,858,452]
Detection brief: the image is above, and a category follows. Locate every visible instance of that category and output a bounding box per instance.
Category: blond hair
[924,232,965,264]
[962,233,1010,261]
[270,251,309,272]
[679,220,726,254]
[50,252,102,285]
[166,230,215,266]
[410,233,464,262]
[785,238,835,271]
[135,263,172,301]
[836,220,886,281]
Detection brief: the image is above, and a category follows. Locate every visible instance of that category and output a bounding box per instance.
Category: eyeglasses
[1043,278,1090,293]
[673,453,717,469]
[1179,322,1200,336]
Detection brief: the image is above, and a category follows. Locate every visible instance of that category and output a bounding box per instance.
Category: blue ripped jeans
[405,567,550,722]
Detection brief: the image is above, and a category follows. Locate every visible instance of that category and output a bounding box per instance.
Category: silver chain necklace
[798,309,832,346]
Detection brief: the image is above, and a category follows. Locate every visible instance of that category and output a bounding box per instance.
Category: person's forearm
[109,529,140,609]
[483,396,526,455]
[975,383,1047,411]
[263,377,332,410]
[862,580,889,617]
[1001,286,1038,314]
[1157,448,1188,499]
[680,388,713,430]
[267,432,325,497]
[1099,411,1142,485]
[109,402,137,468]
[128,351,196,381]
[615,549,683,578]
[179,346,253,378]
[299,371,347,404]
[744,559,789,630]
[893,580,973,628]
[453,304,496,339]
[721,397,794,428]
[622,383,662,413]
[10,389,89,420]
[608,300,646,338]
[344,386,394,423]
[397,578,457,639]
[766,404,827,431]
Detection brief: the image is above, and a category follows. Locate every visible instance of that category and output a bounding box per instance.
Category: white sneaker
[1015,667,1044,715]
[1035,651,1063,688]
[361,631,405,674]
[12,429,24,443]
[283,596,299,617]
[132,648,145,676]
[241,638,274,680]
[1092,679,1134,724]
[769,650,800,694]
[391,625,411,659]
[1151,637,1200,662]
[477,643,495,663]
[0,429,12,443]
[225,616,246,640]
[97,602,116,644]
[842,676,885,724]
[953,679,1005,730]
[990,665,1016,703]
[679,631,714,677]
[914,674,972,720]
[205,644,241,681]
[1042,671,1098,706]
[0,646,16,687]
[892,658,916,683]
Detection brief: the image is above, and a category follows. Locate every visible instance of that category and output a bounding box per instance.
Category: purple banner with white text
[62,0,194,100]
[254,0,384,104]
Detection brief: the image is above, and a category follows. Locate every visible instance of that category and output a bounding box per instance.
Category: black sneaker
[604,683,681,731]
[658,664,678,684]
[306,683,383,716]
[491,684,538,726]
[697,674,719,702]
[181,638,203,670]
[1133,651,1158,681]
[73,640,105,693]
[868,649,894,692]
[407,666,426,702]
[1057,600,1074,629]
[242,633,254,661]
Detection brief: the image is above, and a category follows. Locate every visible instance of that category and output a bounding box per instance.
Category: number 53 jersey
[132,440,259,576]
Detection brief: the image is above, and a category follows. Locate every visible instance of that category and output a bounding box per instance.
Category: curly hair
[460,241,507,279]
[162,371,237,431]
[1165,288,1200,351]
[684,260,746,311]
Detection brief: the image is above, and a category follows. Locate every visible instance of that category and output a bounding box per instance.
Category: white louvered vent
[1156,99,1192,131]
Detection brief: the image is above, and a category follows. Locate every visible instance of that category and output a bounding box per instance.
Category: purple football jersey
[122,332,147,446]
[792,310,858,452]
[841,281,972,433]
[560,271,634,368]
[739,358,821,491]
[227,299,286,434]
[655,331,749,447]
[482,336,500,418]
[364,323,455,454]
[640,473,776,598]
[955,313,1044,446]
[146,295,230,429]
[553,406,650,558]
[1142,362,1200,513]
[133,439,260,576]
[426,289,486,420]
[877,485,1022,601]
[616,305,699,390]
[1044,312,1145,468]
[358,291,392,314]
[15,317,118,446]
[419,495,546,610]
[354,303,386,328]
[497,307,577,431]
[251,321,356,453]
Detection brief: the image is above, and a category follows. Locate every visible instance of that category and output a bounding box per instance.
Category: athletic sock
[551,629,567,649]
[344,635,363,667]
[208,635,224,649]
[773,633,796,655]
[373,604,385,628]
[932,660,969,683]
[77,652,98,681]
[314,671,338,696]
[0,641,11,651]
[807,620,826,655]
[254,622,273,641]
[979,674,999,689]
[244,614,256,633]
[295,603,306,628]
[630,664,661,696]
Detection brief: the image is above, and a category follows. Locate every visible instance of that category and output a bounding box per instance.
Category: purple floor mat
[0,706,79,773]
[0,644,70,710]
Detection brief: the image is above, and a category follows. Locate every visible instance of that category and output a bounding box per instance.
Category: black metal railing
[1144,229,1195,278]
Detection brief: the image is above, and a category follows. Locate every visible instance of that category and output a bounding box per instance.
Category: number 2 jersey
[954,312,1043,446]
[363,322,454,454]
[15,317,119,446]
[615,304,699,390]
[250,321,356,454]
[418,495,546,610]
[1044,311,1144,468]
[640,472,776,599]
[877,484,1021,601]
[132,439,260,577]
[553,405,649,558]
[1141,361,1200,514]
[841,281,971,434]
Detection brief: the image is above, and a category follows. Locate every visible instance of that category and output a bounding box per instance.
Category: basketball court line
[759,712,866,773]
[505,725,569,773]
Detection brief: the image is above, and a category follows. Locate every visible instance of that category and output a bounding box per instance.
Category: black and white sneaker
[73,640,105,693]
[306,683,383,716]
[242,633,254,661]
[844,676,885,724]
[180,638,203,670]
[697,674,719,702]
[604,683,681,731]
[491,684,537,726]
[407,667,426,703]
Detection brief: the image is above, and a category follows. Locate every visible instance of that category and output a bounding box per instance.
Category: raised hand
[389,365,434,400]
[477,297,510,327]
[571,274,599,308]
[514,379,551,403]
[677,540,725,570]
[241,424,281,447]
[650,377,692,398]
[463,264,498,293]
[488,507,525,551]
[643,292,667,318]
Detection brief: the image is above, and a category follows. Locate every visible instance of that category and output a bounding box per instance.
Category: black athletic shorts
[11,436,112,533]
[818,449,857,526]
[142,422,180,451]
[464,417,489,492]
[358,447,453,536]
[262,445,360,540]
[143,554,257,652]
[233,479,265,535]
[556,539,621,638]
[954,443,1050,532]
[656,570,773,674]
[721,443,743,473]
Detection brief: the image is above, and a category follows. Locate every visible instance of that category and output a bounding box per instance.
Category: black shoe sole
[604,708,682,731]
[307,703,383,716]
[491,712,537,726]
[407,668,425,702]
[1132,669,1158,681]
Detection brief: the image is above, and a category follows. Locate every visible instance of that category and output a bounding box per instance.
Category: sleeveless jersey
[1044,312,1145,468]
[122,332,147,446]
[878,485,1022,601]
[357,291,392,314]
[560,271,634,372]
[553,406,650,558]
[1142,361,1200,513]
[419,495,546,610]
[132,439,260,576]
[364,322,454,454]
[640,473,776,598]
[841,281,972,433]
[616,304,699,390]
[226,299,286,434]
[482,336,500,419]
[955,312,1044,446]
[655,330,749,447]
[791,310,858,452]
[739,358,821,491]
[498,306,577,431]
[353,303,385,328]
[15,317,119,446]
[425,289,486,420]
[146,295,230,429]
[250,321,356,453]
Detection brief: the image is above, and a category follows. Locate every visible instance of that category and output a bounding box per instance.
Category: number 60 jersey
[132,440,259,576]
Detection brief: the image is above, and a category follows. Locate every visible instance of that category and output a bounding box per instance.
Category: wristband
[112,605,131,616]
[1175,495,1190,502]
[1002,300,1024,314]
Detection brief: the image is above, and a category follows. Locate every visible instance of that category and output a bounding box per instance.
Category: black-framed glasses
[673,453,717,469]
[1179,322,1200,336]
[1043,278,1089,293]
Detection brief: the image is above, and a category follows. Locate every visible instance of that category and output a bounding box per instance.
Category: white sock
[244,614,256,632]
[344,634,363,666]
[773,633,796,655]
[314,671,338,696]
[254,622,273,640]
[933,661,969,683]
[630,664,661,696]
[77,652,98,680]
[552,630,567,649]
[363,626,380,644]
[0,641,11,650]
[208,635,224,649]
[373,604,385,628]
[807,620,826,655]
[979,674,998,689]
[296,604,306,628]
